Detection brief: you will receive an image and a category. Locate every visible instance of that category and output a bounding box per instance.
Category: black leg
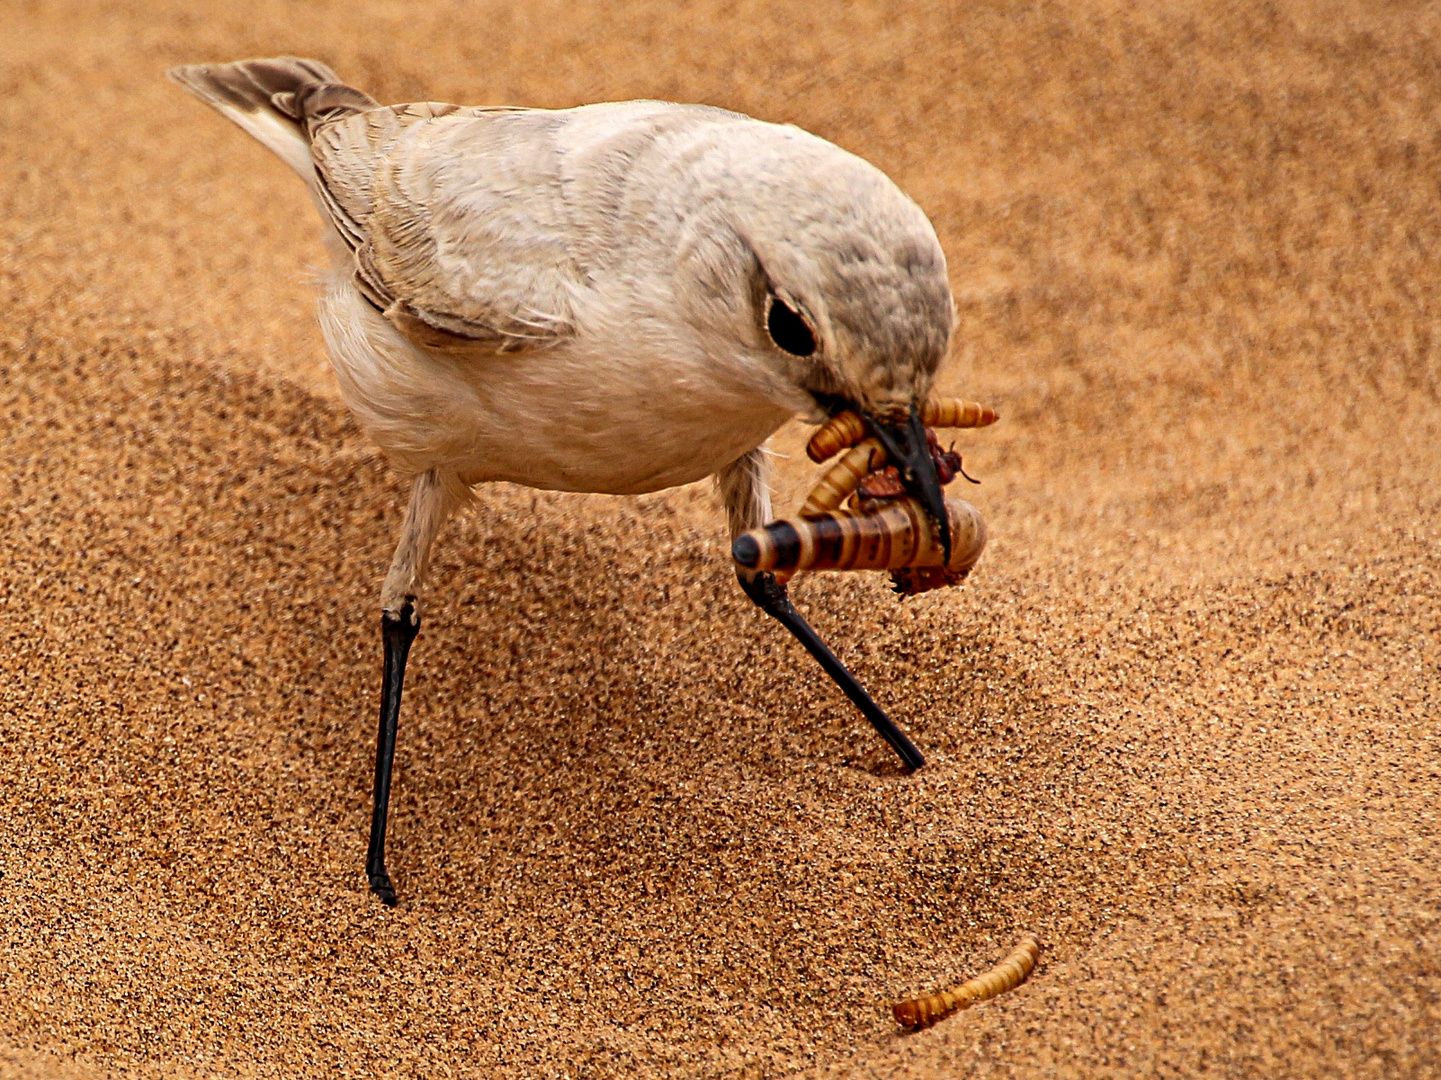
[739,572,925,771]
[366,598,420,906]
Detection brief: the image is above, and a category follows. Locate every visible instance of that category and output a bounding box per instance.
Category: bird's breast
[318,279,791,493]
[452,346,793,494]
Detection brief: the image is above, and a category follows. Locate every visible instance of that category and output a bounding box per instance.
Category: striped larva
[731,497,987,579]
[799,437,885,518]
[892,934,1041,1029]
[924,397,998,433]
[807,398,999,463]
[806,410,869,464]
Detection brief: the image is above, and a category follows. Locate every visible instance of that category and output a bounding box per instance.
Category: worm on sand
[892,933,1042,1029]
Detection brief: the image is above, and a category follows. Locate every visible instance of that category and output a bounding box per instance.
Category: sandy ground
[2,0,1439,1076]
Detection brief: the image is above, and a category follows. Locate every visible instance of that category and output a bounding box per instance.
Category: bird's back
[309,98,754,350]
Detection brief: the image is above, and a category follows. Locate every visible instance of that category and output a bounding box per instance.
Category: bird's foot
[368,865,398,907]
[738,569,790,612]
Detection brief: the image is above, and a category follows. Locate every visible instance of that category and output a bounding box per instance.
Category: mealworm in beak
[799,438,885,517]
[924,398,998,431]
[731,497,986,577]
[806,411,870,463]
[892,933,1041,1029]
[806,398,999,463]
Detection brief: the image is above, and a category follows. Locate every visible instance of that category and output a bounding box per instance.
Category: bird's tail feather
[168,57,377,180]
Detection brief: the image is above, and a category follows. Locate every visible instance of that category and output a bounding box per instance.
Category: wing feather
[309,104,580,356]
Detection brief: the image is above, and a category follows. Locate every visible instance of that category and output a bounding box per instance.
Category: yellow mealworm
[806,399,998,463]
[799,438,886,517]
[892,933,1041,1029]
[924,397,998,430]
[732,497,986,578]
[806,411,870,463]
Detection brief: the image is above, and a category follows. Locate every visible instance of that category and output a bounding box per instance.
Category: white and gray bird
[170,56,957,905]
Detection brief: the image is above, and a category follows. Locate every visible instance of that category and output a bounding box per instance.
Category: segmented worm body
[732,498,986,579]
[806,411,869,463]
[799,438,885,517]
[807,397,999,463]
[892,934,1041,1029]
[799,430,969,521]
[924,398,998,432]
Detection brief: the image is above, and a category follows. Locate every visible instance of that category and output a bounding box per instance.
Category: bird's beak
[864,404,952,563]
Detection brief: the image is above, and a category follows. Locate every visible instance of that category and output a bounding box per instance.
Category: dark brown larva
[731,497,987,579]
[856,465,905,500]
[806,397,999,463]
[889,565,967,596]
[892,934,1041,1029]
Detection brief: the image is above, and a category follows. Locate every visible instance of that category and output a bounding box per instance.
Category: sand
[1,0,1438,1076]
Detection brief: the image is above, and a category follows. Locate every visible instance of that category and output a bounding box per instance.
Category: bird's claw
[368,869,398,907]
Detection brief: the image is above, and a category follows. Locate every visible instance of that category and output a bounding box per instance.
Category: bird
[169,56,958,906]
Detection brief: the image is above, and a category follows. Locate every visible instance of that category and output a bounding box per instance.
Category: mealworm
[799,438,885,517]
[892,933,1041,1029]
[731,497,987,577]
[924,397,998,431]
[806,411,870,463]
[806,398,999,463]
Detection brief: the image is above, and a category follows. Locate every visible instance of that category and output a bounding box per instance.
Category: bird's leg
[715,449,925,771]
[368,601,417,907]
[735,573,926,771]
[367,469,463,906]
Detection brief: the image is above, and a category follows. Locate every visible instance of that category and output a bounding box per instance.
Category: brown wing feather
[174,56,574,358]
[309,104,578,356]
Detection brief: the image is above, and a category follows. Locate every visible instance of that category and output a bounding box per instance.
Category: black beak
[865,404,952,563]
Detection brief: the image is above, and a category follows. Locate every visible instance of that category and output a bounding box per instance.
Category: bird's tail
[167,57,378,181]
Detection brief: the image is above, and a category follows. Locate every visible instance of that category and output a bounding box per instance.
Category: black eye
[767,294,816,357]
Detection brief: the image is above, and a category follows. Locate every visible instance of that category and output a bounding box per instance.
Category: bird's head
[676,117,957,553]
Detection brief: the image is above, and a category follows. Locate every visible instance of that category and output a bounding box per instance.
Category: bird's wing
[311,100,740,359]
[310,102,578,354]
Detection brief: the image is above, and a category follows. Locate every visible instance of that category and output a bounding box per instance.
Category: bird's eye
[767,294,816,357]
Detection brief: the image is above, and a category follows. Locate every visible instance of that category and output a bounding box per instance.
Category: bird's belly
[318,282,801,493]
[456,359,792,494]
[318,282,793,493]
